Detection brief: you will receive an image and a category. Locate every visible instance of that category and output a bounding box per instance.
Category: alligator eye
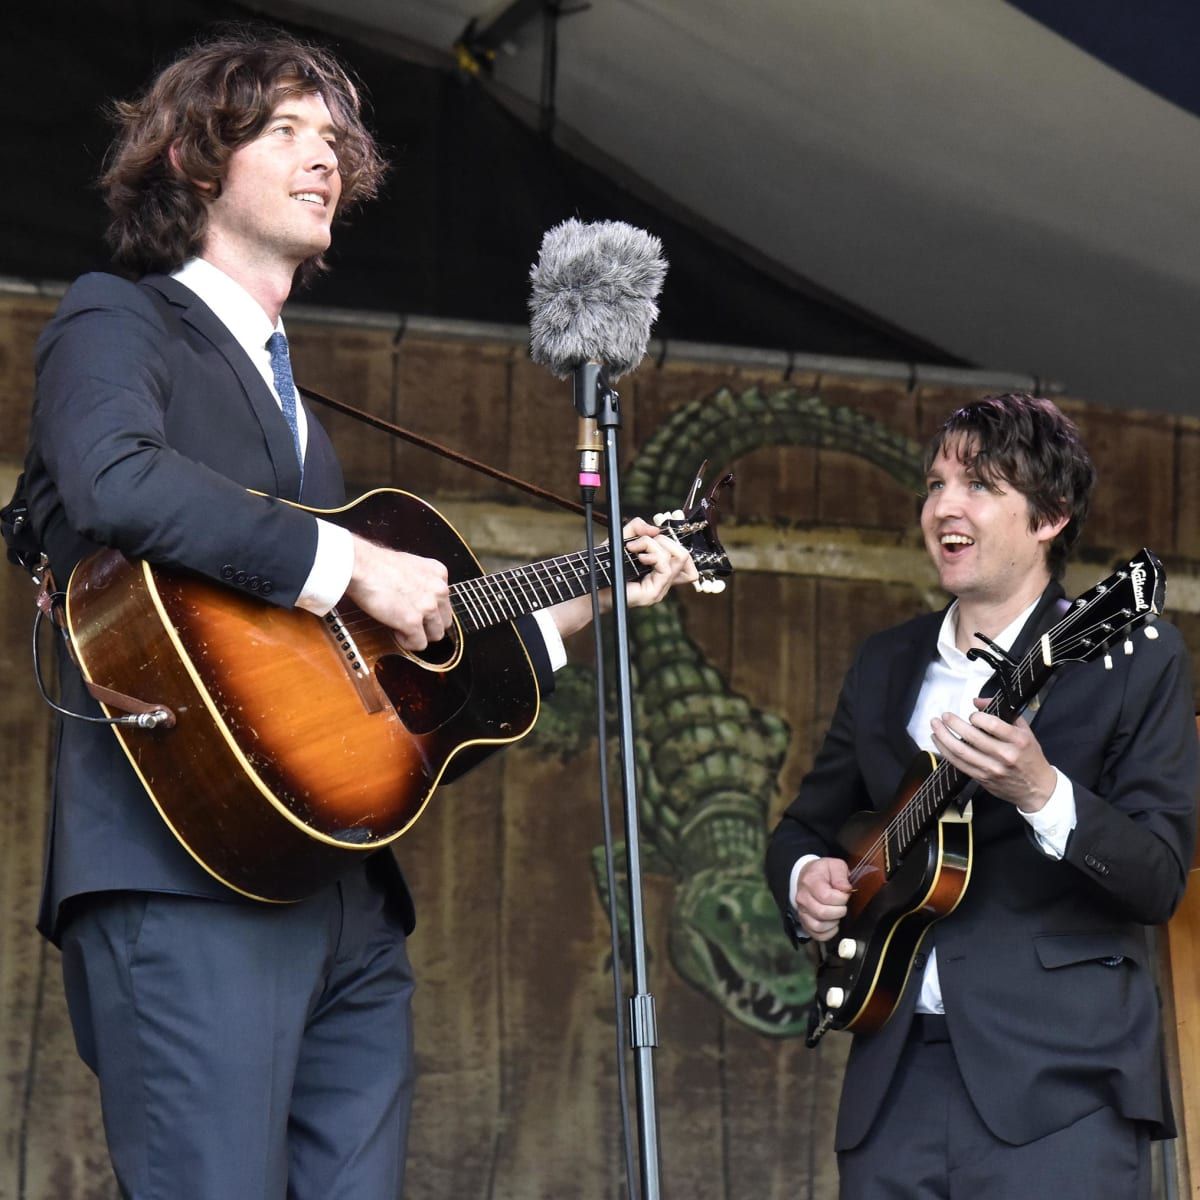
[716,902,735,923]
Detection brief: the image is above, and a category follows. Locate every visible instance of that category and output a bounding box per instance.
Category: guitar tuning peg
[671,509,684,520]
[1103,652,1113,670]
[710,579,726,594]
[653,511,668,524]
[1144,626,1159,640]
[1123,638,1133,655]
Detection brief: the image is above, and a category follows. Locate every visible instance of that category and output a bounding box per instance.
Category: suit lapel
[141,275,304,501]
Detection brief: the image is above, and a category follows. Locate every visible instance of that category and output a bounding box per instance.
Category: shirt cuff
[295,518,355,616]
[789,854,819,922]
[1019,768,1076,860]
[532,610,568,672]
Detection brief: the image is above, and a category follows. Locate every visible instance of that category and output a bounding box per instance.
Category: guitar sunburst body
[818,752,972,1035]
[63,476,734,903]
[66,490,541,902]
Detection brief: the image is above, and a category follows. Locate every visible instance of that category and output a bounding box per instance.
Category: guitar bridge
[323,608,387,714]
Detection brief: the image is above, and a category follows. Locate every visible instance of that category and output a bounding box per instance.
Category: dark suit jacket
[25,272,551,943]
[765,582,1197,1150]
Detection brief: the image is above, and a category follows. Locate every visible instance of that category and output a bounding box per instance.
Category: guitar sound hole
[404,629,458,668]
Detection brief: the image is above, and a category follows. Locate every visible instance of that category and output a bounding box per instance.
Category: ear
[1034,507,1070,546]
[168,141,215,194]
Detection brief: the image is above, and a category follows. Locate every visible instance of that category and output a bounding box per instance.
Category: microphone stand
[575,363,662,1200]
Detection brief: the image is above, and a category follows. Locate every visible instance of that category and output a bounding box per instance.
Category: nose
[308,135,338,175]
[926,483,962,520]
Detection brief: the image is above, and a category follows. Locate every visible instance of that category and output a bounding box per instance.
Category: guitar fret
[489,573,519,619]
[510,566,538,613]
[451,586,485,633]
[465,575,503,626]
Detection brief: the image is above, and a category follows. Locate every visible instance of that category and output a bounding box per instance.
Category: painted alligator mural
[527,385,926,1038]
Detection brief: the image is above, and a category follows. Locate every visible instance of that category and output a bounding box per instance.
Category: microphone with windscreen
[529,219,668,492]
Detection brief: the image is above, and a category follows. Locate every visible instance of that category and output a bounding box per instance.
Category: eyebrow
[270,111,339,135]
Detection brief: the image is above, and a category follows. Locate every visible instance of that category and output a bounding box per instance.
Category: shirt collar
[935,597,1039,672]
[171,257,283,354]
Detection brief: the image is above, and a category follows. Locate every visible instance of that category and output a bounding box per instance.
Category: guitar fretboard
[449,541,646,633]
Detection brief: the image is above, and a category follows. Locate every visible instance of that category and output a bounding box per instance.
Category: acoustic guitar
[62,474,733,903]
[806,551,1165,1046]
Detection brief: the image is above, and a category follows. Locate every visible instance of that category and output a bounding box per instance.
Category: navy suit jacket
[765,582,1197,1149]
[25,272,551,942]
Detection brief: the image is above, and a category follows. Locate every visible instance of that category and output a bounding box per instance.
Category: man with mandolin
[19,26,697,1200]
[767,393,1198,1199]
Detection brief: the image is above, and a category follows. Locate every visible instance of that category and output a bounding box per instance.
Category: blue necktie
[266,332,304,483]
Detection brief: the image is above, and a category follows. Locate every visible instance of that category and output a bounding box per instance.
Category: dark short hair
[923,393,1095,579]
[100,26,386,284]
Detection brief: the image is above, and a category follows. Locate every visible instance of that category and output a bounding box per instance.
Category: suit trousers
[837,1017,1151,1200]
[59,869,415,1200]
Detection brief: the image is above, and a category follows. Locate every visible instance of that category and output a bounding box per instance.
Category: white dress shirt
[790,598,1077,1013]
[169,258,566,666]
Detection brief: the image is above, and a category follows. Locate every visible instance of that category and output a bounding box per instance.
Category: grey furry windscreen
[528,219,668,379]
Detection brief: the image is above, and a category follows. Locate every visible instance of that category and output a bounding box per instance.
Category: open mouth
[940,533,975,557]
[291,192,327,207]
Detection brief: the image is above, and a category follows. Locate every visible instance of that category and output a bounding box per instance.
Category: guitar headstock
[1047,549,1165,668]
[653,461,735,595]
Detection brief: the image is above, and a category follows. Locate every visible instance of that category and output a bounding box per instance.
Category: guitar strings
[326,535,655,639]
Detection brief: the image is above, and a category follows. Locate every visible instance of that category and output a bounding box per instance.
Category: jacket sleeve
[28,275,320,606]
[1061,619,1198,925]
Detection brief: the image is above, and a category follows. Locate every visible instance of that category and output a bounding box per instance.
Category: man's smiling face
[921,436,1062,605]
[202,89,342,273]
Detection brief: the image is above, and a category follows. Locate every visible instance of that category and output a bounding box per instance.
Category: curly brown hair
[923,393,1096,580]
[100,26,387,285]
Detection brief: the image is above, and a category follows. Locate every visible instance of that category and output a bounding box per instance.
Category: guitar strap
[299,384,608,524]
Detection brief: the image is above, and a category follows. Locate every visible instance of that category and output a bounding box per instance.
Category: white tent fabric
[267,0,1200,413]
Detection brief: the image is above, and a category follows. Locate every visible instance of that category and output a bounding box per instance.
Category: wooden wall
[2,291,1199,1198]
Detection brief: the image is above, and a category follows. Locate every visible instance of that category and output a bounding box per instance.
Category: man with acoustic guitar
[767,393,1197,1199]
[20,27,695,1200]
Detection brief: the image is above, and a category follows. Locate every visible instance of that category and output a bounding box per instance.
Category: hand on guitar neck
[344,516,698,653]
[544,516,700,641]
[930,696,1058,815]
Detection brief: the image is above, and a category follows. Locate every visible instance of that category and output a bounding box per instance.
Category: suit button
[259,580,274,596]
[247,576,261,591]
[220,564,235,580]
[233,570,248,585]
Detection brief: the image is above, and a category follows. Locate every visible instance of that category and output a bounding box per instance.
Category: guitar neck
[449,541,646,633]
[893,646,1055,859]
